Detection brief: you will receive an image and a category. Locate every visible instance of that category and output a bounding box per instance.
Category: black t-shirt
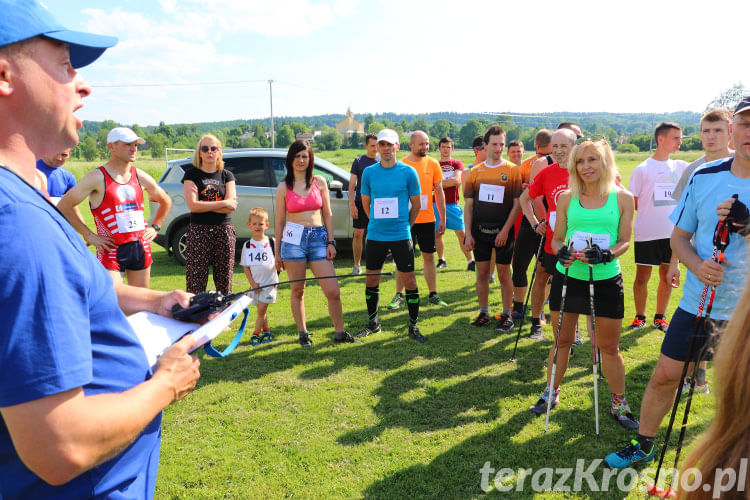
[181,166,235,225]
[350,154,378,201]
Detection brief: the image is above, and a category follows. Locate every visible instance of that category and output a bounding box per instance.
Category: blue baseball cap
[0,0,117,68]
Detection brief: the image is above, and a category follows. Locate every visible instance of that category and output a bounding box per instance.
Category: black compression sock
[405,288,419,325]
[531,317,540,326]
[654,313,665,321]
[365,286,380,324]
[635,433,654,452]
[513,301,524,313]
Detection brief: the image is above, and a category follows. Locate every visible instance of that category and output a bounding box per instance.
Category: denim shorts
[280,225,328,262]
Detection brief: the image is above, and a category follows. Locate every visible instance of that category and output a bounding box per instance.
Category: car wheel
[170,224,189,266]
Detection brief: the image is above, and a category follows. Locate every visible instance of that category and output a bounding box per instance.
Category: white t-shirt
[240,237,278,286]
[629,158,688,241]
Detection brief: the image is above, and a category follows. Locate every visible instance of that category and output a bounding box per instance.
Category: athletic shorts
[549,271,624,319]
[660,307,725,362]
[366,239,414,273]
[541,251,557,276]
[471,224,515,264]
[411,222,436,253]
[98,238,152,271]
[280,225,328,262]
[433,203,465,231]
[634,238,672,266]
[249,284,277,305]
[512,221,542,287]
[353,198,369,230]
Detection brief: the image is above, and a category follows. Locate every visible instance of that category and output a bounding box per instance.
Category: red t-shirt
[527,163,569,254]
[439,158,464,205]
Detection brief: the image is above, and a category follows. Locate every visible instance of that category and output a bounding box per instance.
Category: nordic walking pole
[586,239,600,439]
[510,236,545,362]
[648,219,730,497]
[545,239,571,433]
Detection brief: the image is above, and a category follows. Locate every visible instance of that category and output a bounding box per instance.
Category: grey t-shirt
[671,156,705,201]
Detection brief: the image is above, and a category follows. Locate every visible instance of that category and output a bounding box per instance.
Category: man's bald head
[409,130,429,158]
[551,129,577,146]
[550,129,577,168]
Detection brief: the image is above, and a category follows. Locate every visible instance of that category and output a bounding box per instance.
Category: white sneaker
[682,381,709,395]
[352,265,362,275]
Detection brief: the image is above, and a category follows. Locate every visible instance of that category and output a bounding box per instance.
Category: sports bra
[285,179,323,213]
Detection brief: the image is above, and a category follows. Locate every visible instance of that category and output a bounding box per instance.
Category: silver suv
[152,148,353,265]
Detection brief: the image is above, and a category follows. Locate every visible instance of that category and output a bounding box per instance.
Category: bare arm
[137,169,172,243]
[361,194,371,219]
[609,189,634,258]
[274,183,287,271]
[434,181,446,234]
[550,192,571,257]
[463,197,474,251]
[495,198,520,247]
[58,170,116,251]
[348,173,358,219]
[317,176,336,260]
[409,194,421,226]
[183,179,236,214]
[520,188,546,235]
[671,225,727,287]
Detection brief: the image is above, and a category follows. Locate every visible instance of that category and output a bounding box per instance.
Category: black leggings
[511,220,542,287]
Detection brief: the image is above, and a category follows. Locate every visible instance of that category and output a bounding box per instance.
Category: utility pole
[269,79,275,149]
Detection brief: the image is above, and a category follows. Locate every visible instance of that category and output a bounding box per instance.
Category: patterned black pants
[185,223,236,295]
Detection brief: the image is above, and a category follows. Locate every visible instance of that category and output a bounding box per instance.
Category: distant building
[335,108,365,139]
[296,132,314,142]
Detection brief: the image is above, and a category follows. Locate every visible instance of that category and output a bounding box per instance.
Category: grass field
[63,149,715,499]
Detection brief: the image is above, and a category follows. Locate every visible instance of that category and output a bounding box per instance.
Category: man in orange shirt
[464,126,522,330]
[387,130,448,309]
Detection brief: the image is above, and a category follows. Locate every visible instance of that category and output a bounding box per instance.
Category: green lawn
[64,149,712,499]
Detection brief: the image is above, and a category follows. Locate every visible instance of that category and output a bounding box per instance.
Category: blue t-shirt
[670,157,750,320]
[0,167,161,499]
[350,154,378,201]
[360,161,420,242]
[35,159,77,197]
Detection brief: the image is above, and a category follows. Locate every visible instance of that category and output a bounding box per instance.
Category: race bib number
[282,221,303,245]
[442,170,455,180]
[245,245,273,266]
[420,194,428,211]
[570,231,611,251]
[116,210,145,233]
[478,184,504,204]
[654,183,676,203]
[549,211,557,231]
[374,197,398,219]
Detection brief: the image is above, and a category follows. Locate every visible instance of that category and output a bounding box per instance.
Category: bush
[616,143,638,153]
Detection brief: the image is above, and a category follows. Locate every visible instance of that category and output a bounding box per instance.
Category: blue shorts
[280,225,328,262]
[661,307,725,362]
[433,203,465,231]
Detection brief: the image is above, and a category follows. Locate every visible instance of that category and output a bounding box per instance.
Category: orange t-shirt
[464,160,522,226]
[401,156,443,224]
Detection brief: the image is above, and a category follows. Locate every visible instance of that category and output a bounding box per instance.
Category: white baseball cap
[376,129,399,145]
[107,127,145,145]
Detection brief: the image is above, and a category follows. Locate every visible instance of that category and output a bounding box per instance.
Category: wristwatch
[327,240,336,247]
[152,224,161,231]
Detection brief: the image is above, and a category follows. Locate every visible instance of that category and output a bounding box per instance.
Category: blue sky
[46,0,750,126]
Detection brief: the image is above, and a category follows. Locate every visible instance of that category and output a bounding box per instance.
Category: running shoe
[355,321,381,338]
[251,334,262,346]
[470,312,491,327]
[495,314,514,332]
[511,307,525,320]
[653,317,669,332]
[298,331,313,348]
[529,387,559,415]
[387,293,404,310]
[466,260,476,272]
[260,331,272,343]
[428,294,448,307]
[628,317,647,330]
[573,327,582,346]
[529,324,543,340]
[539,312,547,325]
[351,265,362,276]
[604,440,654,468]
[335,331,362,344]
[681,381,710,395]
[611,399,639,430]
[408,324,426,343]
[436,258,447,270]
[489,273,496,284]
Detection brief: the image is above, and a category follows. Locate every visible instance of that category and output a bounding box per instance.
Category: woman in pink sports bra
[275,141,356,347]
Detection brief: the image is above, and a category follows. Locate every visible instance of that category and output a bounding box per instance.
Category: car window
[313,167,333,184]
[224,157,267,187]
[272,158,286,186]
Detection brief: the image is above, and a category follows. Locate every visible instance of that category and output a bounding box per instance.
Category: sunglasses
[200,145,219,152]
[576,135,608,145]
[473,145,485,151]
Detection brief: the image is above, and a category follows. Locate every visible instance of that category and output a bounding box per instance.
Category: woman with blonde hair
[677,263,750,499]
[529,139,639,431]
[182,133,237,294]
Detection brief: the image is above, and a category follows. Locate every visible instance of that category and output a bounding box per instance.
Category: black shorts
[512,222,542,287]
[471,224,515,264]
[541,251,557,276]
[660,307,725,362]
[366,239,415,273]
[353,198,369,230]
[634,239,672,266]
[549,271,624,319]
[116,240,149,271]
[411,222,436,253]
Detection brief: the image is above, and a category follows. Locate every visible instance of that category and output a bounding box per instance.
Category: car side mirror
[329,180,344,198]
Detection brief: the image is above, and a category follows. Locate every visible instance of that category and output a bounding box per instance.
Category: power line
[90,79,268,88]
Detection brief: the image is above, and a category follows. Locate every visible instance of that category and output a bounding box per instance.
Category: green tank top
[556,190,621,281]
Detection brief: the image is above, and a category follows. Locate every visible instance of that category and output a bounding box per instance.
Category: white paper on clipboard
[128,294,252,368]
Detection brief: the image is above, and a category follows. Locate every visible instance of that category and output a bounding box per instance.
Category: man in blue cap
[0,2,201,498]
